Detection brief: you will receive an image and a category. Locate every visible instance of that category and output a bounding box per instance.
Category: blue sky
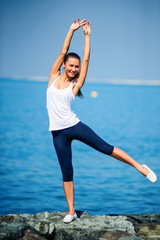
[0,0,160,82]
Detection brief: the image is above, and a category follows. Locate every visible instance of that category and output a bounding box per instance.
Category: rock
[45,211,136,240]
[0,221,46,240]
[0,212,54,239]
[0,211,136,239]
[0,212,160,240]
[99,230,144,240]
[119,237,143,240]
[127,213,160,224]
[99,230,132,240]
[135,222,160,240]
[18,229,47,240]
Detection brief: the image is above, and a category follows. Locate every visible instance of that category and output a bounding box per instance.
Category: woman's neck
[61,73,73,83]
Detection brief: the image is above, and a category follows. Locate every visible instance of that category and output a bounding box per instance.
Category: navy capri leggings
[52,121,114,182]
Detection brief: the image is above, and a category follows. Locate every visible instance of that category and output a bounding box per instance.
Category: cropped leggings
[51,121,114,182]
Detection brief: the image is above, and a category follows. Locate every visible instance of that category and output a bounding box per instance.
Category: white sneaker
[63,212,77,223]
[142,164,157,183]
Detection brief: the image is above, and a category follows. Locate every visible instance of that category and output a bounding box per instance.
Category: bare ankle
[68,208,75,215]
[140,165,150,176]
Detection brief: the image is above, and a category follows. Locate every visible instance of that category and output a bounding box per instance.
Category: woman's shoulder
[48,73,61,88]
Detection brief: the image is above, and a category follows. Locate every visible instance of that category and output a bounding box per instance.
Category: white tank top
[46,76,80,131]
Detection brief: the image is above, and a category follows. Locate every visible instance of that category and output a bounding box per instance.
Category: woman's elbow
[83,58,89,63]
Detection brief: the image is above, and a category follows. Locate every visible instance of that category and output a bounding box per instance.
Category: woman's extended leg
[72,122,157,182]
[111,147,150,176]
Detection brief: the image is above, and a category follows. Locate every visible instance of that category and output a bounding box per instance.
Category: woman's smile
[64,57,80,78]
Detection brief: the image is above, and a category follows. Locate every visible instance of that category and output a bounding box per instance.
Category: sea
[0,78,160,216]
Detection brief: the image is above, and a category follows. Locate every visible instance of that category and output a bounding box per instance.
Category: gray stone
[0,212,55,238]
[18,229,47,240]
[0,212,160,240]
[51,211,136,240]
[0,221,46,240]
[119,237,143,240]
[0,211,136,239]
[99,230,132,240]
[127,214,160,224]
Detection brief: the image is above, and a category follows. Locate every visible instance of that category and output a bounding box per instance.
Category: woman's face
[63,57,80,78]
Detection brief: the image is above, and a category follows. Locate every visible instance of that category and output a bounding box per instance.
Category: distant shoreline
[1,76,160,86]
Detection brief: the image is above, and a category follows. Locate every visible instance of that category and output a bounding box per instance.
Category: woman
[47,19,157,223]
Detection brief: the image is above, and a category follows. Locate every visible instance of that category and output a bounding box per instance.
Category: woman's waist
[49,117,80,131]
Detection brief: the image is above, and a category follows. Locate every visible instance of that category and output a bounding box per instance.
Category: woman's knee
[62,167,73,182]
[106,145,114,155]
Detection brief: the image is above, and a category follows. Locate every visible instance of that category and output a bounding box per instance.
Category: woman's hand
[83,21,91,36]
[70,18,86,31]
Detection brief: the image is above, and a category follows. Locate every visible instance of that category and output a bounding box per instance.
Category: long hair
[64,52,83,98]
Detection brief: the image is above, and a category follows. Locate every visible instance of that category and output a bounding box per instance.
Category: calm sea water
[0,78,160,216]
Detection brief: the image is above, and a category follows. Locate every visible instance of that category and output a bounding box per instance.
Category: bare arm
[48,19,86,86]
[73,21,91,96]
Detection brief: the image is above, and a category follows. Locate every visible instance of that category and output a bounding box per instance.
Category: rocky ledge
[0,211,160,240]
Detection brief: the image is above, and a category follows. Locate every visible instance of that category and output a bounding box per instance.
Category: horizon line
[1,75,160,86]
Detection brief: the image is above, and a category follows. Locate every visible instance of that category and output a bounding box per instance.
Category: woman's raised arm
[49,19,86,83]
[73,21,91,96]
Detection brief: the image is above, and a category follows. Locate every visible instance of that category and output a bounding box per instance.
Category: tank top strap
[53,76,74,85]
[50,76,74,89]
[69,79,75,91]
[53,76,60,84]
